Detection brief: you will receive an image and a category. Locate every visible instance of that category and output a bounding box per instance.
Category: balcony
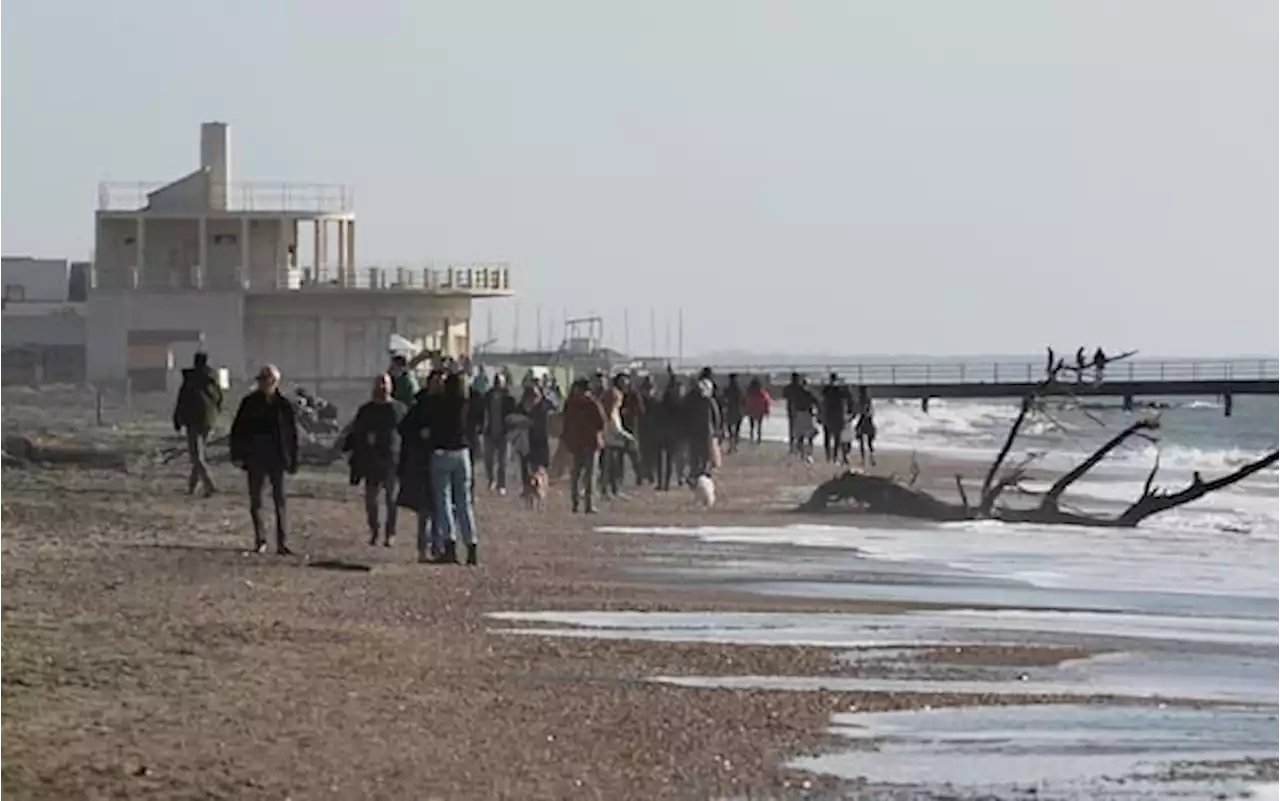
[98,181,354,214]
[289,263,513,296]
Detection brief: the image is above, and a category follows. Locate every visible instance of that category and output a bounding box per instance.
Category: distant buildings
[3,121,513,391]
[1,257,90,383]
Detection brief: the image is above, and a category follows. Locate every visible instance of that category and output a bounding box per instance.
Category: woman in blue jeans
[428,372,479,565]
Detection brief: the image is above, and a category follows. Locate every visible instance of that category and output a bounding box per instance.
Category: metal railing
[695,359,1280,385]
[98,181,354,214]
[295,263,512,294]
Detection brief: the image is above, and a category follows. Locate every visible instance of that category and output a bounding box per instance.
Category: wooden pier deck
[699,359,1278,416]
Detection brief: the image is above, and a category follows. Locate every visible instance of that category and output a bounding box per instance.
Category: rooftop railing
[98,181,354,214]
[695,359,1280,385]
[295,263,512,294]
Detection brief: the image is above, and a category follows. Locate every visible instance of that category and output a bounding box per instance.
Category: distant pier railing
[698,359,1279,386]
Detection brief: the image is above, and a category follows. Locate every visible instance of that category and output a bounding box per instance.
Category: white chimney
[200,122,231,210]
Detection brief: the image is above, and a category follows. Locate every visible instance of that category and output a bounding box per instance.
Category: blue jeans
[416,510,440,556]
[431,449,478,546]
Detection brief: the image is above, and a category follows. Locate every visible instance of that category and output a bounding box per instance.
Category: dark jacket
[429,393,471,452]
[482,388,518,437]
[653,386,685,444]
[173,366,223,432]
[821,383,852,428]
[561,392,607,453]
[396,391,435,513]
[467,388,487,451]
[684,391,722,463]
[343,399,407,484]
[518,398,553,468]
[620,387,646,434]
[229,390,299,473]
[722,381,744,423]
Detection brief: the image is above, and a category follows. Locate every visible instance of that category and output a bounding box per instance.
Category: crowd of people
[170,353,878,564]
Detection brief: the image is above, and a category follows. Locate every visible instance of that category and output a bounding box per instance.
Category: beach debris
[799,348,1278,528]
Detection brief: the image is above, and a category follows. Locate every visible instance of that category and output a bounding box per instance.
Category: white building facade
[87,122,511,390]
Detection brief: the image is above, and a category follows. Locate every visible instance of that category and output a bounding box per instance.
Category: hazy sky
[3,1,1276,357]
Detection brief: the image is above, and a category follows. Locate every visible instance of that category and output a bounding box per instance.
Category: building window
[3,284,25,302]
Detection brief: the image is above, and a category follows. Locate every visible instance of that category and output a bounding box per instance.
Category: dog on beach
[522,466,549,511]
[691,473,716,508]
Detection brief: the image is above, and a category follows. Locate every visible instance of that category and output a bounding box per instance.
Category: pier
[697,358,1279,417]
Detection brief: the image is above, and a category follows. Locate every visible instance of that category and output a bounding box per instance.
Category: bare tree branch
[1039,419,1158,510]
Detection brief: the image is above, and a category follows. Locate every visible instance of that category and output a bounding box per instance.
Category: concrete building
[88,122,511,390]
[2,257,90,383]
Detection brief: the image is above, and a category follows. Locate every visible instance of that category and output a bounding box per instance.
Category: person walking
[561,378,607,513]
[511,384,553,488]
[481,373,517,495]
[782,372,806,454]
[745,377,771,445]
[722,373,745,454]
[388,354,422,406]
[229,365,299,554]
[619,373,647,486]
[343,374,408,547]
[601,386,637,499]
[429,372,480,565]
[853,385,877,467]
[398,371,443,561]
[821,373,853,464]
[172,351,223,496]
[685,378,723,479]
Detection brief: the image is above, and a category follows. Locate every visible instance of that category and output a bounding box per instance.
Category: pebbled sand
[2,391,1123,800]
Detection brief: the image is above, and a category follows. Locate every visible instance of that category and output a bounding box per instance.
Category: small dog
[692,473,716,508]
[522,466,549,511]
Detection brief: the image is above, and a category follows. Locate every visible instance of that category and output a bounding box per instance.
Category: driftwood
[2,436,135,470]
[798,349,1279,528]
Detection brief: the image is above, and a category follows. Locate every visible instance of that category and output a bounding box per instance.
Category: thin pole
[513,303,521,351]
[536,307,543,351]
[677,308,684,366]
[649,308,656,358]
[665,314,672,361]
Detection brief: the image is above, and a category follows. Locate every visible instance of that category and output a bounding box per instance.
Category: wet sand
[1,391,1273,799]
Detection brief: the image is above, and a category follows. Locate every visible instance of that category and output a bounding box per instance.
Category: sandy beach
[2,388,1275,800]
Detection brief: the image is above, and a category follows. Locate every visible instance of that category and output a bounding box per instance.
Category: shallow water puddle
[785,703,1278,800]
[488,608,1277,649]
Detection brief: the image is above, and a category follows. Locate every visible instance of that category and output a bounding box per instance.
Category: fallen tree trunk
[799,450,1277,528]
[797,347,1277,528]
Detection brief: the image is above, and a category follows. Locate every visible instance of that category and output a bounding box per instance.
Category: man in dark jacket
[343,374,408,547]
[229,364,299,554]
[172,352,223,496]
[481,373,517,494]
[722,373,745,455]
[820,372,853,464]
[561,379,606,514]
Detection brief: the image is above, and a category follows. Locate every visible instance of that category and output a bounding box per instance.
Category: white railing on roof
[97,181,354,214]
[295,263,512,294]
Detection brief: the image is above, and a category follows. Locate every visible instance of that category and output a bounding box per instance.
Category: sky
[2,0,1276,358]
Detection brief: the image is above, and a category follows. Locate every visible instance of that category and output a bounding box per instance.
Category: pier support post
[921,396,930,413]
[1223,392,1234,418]
[1122,394,1134,412]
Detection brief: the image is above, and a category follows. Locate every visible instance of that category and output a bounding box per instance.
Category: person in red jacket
[744,376,772,445]
[560,378,607,514]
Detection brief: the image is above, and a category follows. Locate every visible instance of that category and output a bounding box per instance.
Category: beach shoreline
[2,393,1275,799]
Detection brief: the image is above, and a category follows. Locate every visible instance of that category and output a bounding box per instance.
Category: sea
[492,391,1279,799]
